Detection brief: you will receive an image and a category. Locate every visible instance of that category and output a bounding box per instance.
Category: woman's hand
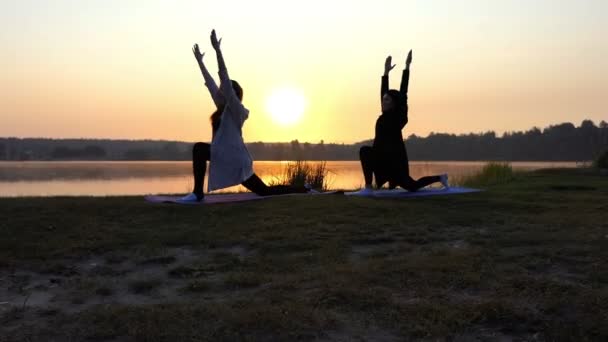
[211,29,222,51]
[384,56,396,76]
[405,50,413,69]
[192,43,205,63]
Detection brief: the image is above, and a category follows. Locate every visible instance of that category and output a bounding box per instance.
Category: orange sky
[1,0,606,143]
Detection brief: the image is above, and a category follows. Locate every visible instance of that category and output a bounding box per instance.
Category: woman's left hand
[192,44,205,63]
[211,30,222,50]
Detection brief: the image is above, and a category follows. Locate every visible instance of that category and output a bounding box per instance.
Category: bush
[594,150,608,169]
[458,162,514,187]
[273,161,328,191]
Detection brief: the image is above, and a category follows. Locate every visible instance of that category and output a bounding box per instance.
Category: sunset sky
[1,0,606,143]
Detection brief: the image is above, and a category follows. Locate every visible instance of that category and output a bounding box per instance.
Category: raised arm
[211,30,234,98]
[396,50,413,129]
[192,43,222,108]
[210,30,249,124]
[382,56,395,100]
[399,50,412,95]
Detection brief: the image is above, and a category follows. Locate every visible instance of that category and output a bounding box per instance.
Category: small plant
[307,161,328,190]
[272,160,329,191]
[458,162,514,187]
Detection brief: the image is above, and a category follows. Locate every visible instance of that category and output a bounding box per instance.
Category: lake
[0,161,580,197]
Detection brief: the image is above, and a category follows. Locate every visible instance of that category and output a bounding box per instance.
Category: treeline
[0,139,191,161]
[405,120,608,161]
[1,120,606,161]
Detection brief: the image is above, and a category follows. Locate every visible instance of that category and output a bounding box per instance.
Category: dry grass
[271,160,329,191]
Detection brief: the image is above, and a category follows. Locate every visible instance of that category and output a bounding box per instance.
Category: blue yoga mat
[345,187,481,198]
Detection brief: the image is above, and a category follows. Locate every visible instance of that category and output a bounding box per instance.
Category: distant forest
[1,120,606,161]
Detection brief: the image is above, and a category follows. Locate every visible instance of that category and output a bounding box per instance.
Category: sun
[265,87,306,126]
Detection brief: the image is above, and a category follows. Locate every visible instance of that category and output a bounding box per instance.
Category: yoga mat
[145,191,340,205]
[345,187,481,198]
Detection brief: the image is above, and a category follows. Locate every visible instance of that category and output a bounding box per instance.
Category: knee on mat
[359,146,372,159]
[193,142,204,152]
[401,185,418,192]
[193,142,208,157]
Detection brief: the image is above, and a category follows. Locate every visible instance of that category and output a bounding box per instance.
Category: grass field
[1,168,607,341]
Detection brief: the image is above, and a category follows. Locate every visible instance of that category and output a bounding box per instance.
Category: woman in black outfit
[358,51,448,193]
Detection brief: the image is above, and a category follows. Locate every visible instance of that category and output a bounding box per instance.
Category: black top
[372,69,411,180]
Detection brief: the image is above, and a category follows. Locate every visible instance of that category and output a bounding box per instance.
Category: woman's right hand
[192,43,204,63]
[384,56,396,76]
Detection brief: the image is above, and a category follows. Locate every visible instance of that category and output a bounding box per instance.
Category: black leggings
[192,142,307,196]
[359,145,441,192]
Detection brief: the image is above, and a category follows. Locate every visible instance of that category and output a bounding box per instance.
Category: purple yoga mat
[145,191,339,205]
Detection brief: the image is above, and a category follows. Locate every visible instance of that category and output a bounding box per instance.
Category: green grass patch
[457,162,514,187]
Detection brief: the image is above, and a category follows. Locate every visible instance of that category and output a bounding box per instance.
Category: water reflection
[0,161,579,197]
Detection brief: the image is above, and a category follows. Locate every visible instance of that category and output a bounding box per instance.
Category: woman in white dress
[180,30,308,202]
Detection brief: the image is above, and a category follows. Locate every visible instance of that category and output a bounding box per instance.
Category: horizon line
[1,118,603,144]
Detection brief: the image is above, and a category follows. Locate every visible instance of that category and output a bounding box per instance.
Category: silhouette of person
[358,51,448,195]
[180,30,309,202]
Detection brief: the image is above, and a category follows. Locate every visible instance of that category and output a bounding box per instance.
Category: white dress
[202,63,254,192]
